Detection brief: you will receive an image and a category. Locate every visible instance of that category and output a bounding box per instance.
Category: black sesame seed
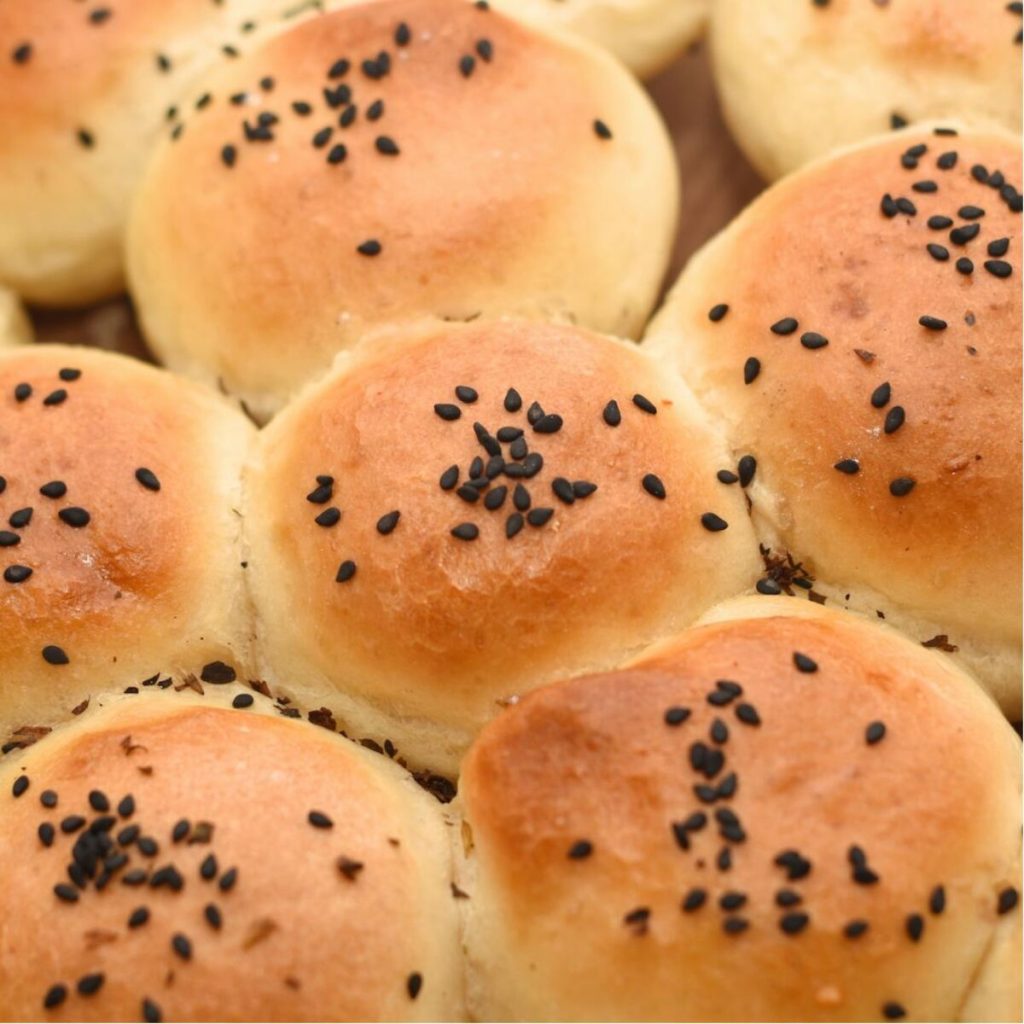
[484,486,508,511]
[451,523,479,541]
[883,1002,906,1020]
[710,719,728,744]
[884,406,905,434]
[984,259,1013,278]
[505,513,524,539]
[950,223,980,245]
[844,919,869,938]
[356,238,382,257]
[54,882,79,902]
[568,839,593,859]
[793,652,818,673]
[41,789,57,808]
[642,474,666,500]
[315,507,341,527]
[459,54,476,77]
[12,42,32,64]
[14,382,31,401]
[375,135,399,156]
[776,890,801,907]
[771,317,798,335]
[593,119,613,140]
[743,357,761,385]
[38,822,55,847]
[327,144,347,165]
[0,530,19,548]
[551,478,575,505]
[929,886,946,915]
[200,661,236,684]
[664,706,690,726]
[503,388,522,412]
[87,790,109,813]
[905,913,924,941]
[756,578,781,595]
[533,413,563,434]
[719,891,747,911]
[723,917,749,934]
[870,381,892,408]
[602,399,621,426]
[527,507,553,527]
[682,888,706,912]
[834,458,860,475]
[128,906,149,928]
[58,506,90,528]
[880,192,898,217]
[376,510,400,535]
[895,197,916,215]
[219,867,238,891]
[717,470,739,484]
[43,388,67,406]
[700,512,728,532]
[780,912,809,934]
[735,703,761,726]
[956,257,974,274]
[292,100,313,115]
[11,774,28,797]
[926,243,949,262]
[958,205,985,219]
[42,645,69,666]
[928,215,953,229]
[439,465,459,491]
[737,455,756,487]
[912,180,938,193]
[708,303,729,321]
[205,903,222,928]
[142,997,162,1023]
[308,810,333,829]
[77,973,104,996]
[997,887,1019,914]
[632,393,657,415]
[171,933,192,960]
[232,693,254,709]
[434,403,461,421]
[407,973,423,1000]
[866,720,886,744]
[988,237,1010,257]
[134,467,161,492]
[889,477,916,497]
[801,330,835,352]
[43,985,67,1009]
[936,151,958,170]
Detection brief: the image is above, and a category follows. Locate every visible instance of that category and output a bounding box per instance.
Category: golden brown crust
[0,0,289,305]
[646,128,1022,714]
[458,597,1022,1021]
[126,0,679,419]
[0,345,253,738]
[245,319,761,775]
[0,689,463,1022]
[711,0,1023,180]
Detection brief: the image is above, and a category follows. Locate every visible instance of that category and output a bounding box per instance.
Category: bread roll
[0,0,311,308]
[0,345,253,743]
[645,127,1022,717]
[126,0,680,420]
[0,287,32,348]
[0,686,463,1021]
[488,0,707,79]
[711,0,1023,181]
[244,319,761,776]
[457,596,1022,1021]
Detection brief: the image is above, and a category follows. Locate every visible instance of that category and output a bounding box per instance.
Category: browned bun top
[646,127,1022,713]
[0,345,253,740]
[711,0,1023,181]
[126,0,679,419]
[458,596,1022,1022]
[245,319,761,775]
[0,688,462,1022]
[0,0,289,305]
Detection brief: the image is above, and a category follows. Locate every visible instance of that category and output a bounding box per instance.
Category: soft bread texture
[645,127,1023,718]
[711,0,1024,182]
[0,687,463,1021]
[126,0,680,420]
[0,345,254,742]
[0,288,32,348]
[488,0,707,78]
[0,0,297,307]
[457,596,1023,1022]
[244,319,762,776]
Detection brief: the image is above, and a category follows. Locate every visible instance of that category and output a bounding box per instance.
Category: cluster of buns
[0,0,1021,1021]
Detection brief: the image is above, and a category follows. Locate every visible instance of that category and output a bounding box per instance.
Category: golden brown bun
[488,0,707,78]
[126,0,680,420]
[0,687,463,1021]
[711,0,1023,181]
[0,0,300,307]
[244,319,761,775]
[458,596,1022,1022]
[645,127,1022,717]
[0,345,254,742]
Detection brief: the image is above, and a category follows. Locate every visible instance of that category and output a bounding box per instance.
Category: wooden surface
[29,40,765,356]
